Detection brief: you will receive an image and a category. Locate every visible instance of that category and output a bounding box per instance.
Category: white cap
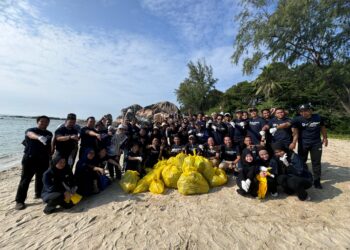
[117,124,126,129]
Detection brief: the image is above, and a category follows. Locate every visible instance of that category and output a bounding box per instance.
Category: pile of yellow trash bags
[119,152,227,195]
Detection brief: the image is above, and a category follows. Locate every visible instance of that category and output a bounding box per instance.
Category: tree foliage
[232,0,350,113]
[175,59,218,113]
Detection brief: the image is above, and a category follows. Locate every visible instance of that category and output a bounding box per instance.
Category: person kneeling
[42,156,78,214]
[236,152,258,197]
[273,142,313,201]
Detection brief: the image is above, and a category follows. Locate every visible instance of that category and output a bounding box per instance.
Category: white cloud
[141,0,239,48]
[0,0,187,119]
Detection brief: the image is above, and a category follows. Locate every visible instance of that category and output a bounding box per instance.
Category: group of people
[14,103,328,214]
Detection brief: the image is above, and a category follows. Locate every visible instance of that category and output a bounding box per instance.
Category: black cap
[299,103,312,111]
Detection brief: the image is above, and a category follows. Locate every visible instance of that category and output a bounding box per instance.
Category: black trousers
[298,142,322,179]
[106,156,121,179]
[15,155,50,203]
[277,175,312,200]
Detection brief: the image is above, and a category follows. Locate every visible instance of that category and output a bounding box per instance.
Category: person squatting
[14,103,328,214]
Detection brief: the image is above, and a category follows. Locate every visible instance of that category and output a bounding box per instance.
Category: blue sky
[0,0,257,119]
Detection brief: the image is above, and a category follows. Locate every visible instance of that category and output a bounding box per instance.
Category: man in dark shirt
[53,113,79,168]
[291,104,328,189]
[219,136,241,172]
[79,117,101,159]
[15,116,53,210]
[233,110,247,147]
[263,107,298,150]
[247,108,267,145]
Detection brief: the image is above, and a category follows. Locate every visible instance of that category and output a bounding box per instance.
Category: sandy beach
[0,139,349,249]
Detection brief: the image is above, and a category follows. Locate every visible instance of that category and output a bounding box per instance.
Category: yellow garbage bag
[177,171,209,195]
[194,156,206,173]
[210,168,228,187]
[201,158,216,182]
[175,153,186,167]
[162,165,182,188]
[182,155,197,172]
[133,170,157,194]
[149,179,165,194]
[120,170,140,193]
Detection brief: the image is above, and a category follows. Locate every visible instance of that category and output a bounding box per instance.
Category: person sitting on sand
[74,148,105,196]
[219,136,241,173]
[42,155,77,214]
[273,142,313,201]
[169,135,184,157]
[202,137,220,167]
[236,151,258,197]
[15,115,53,210]
[256,148,278,197]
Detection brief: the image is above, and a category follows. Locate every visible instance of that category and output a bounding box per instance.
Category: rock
[116,101,180,124]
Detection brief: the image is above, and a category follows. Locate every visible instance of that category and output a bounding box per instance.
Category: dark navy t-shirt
[220,145,240,161]
[54,126,79,157]
[24,127,53,157]
[80,126,98,149]
[247,117,267,145]
[292,114,324,145]
[268,117,293,145]
[233,119,247,141]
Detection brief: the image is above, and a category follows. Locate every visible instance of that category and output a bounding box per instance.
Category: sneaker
[314,179,323,189]
[271,192,278,197]
[15,202,26,210]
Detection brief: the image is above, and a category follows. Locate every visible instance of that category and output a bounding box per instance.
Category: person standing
[291,104,328,189]
[247,108,267,146]
[15,116,53,210]
[272,104,327,189]
[79,117,101,159]
[53,113,79,168]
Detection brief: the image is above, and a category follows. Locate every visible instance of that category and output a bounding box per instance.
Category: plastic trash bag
[200,158,216,182]
[149,179,165,194]
[133,170,156,194]
[210,168,228,187]
[182,155,197,172]
[177,171,209,195]
[162,165,182,188]
[120,170,140,193]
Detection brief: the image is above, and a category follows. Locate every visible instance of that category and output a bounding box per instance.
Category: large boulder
[116,101,180,124]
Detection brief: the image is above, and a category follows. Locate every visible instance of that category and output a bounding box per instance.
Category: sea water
[0,116,63,171]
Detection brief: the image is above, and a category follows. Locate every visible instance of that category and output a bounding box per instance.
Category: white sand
[0,139,349,249]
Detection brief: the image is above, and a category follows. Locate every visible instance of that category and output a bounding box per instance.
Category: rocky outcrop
[116,101,180,124]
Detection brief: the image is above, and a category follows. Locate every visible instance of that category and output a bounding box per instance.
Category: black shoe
[15,202,26,210]
[236,189,248,196]
[43,206,56,215]
[314,179,323,189]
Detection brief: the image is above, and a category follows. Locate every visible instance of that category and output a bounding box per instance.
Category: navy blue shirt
[292,114,324,145]
[247,117,266,145]
[220,145,240,161]
[233,119,247,141]
[54,126,79,157]
[80,127,98,150]
[268,117,293,145]
[23,127,52,157]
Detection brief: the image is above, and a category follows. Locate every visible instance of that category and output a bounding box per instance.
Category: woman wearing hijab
[236,151,258,196]
[74,148,104,196]
[256,148,278,197]
[272,142,313,201]
[42,155,77,214]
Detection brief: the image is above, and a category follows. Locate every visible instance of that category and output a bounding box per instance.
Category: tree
[175,59,218,113]
[232,0,350,114]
